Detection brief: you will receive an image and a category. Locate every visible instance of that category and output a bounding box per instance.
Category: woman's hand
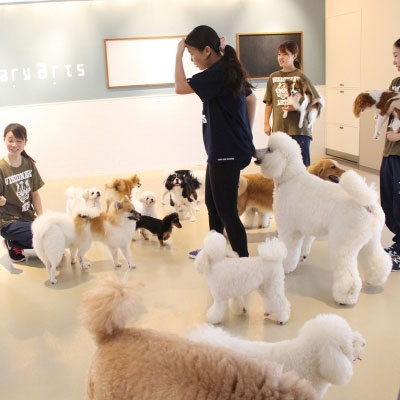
[282,105,295,112]
[264,123,271,136]
[386,131,400,142]
[0,195,6,206]
[176,39,186,58]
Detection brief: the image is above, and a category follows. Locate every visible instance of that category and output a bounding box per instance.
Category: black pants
[380,155,400,243]
[205,161,249,257]
[291,135,311,167]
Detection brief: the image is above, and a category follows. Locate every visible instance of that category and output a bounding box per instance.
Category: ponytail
[221,44,254,97]
[3,123,36,163]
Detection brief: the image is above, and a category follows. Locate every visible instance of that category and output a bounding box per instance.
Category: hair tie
[219,36,227,54]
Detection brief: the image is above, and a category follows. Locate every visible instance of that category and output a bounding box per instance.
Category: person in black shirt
[175,25,256,257]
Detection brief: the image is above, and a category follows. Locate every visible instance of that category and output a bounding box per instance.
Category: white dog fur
[254,132,392,305]
[189,313,365,399]
[32,207,100,284]
[195,230,290,325]
[131,188,157,218]
[65,186,102,216]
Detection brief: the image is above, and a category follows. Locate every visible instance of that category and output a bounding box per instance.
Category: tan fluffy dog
[238,159,345,229]
[105,174,141,212]
[80,279,316,400]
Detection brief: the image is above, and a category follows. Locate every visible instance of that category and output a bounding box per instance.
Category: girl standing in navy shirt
[175,25,256,257]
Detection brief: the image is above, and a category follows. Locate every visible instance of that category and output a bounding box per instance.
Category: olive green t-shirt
[383,77,400,157]
[0,156,44,229]
[263,69,320,138]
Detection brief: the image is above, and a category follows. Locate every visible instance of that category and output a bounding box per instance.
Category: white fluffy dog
[65,186,102,216]
[32,207,100,284]
[131,188,157,218]
[195,231,290,325]
[254,132,392,305]
[189,314,365,399]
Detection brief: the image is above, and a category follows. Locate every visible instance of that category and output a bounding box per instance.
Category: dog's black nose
[254,159,261,165]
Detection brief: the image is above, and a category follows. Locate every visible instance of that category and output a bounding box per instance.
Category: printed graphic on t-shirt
[202,114,207,124]
[273,76,298,106]
[4,170,33,212]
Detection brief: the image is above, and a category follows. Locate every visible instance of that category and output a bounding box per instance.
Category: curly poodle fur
[189,314,365,400]
[80,279,316,400]
[195,231,290,325]
[254,132,392,305]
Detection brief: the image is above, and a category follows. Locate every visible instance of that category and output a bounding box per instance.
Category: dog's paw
[71,258,77,264]
[128,262,136,269]
[51,278,58,284]
[190,216,196,222]
[115,263,122,268]
[81,261,91,269]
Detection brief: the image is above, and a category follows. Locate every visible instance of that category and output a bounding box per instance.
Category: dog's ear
[82,189,90,200]
[318,342,354,385]
[195,251,212,275]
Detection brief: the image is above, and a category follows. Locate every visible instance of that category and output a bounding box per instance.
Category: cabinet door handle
[339,126,344,129]
[339,90,344,93]
[339,83,344,86]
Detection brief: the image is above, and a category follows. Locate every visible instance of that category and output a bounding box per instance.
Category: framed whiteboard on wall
[104,36,200,88]
[236,32,303,80]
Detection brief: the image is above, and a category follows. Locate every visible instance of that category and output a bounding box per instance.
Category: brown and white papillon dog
[284,78,324,129]
[353,90,400,139]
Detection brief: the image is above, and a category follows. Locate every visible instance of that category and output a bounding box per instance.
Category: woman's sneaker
[392,254,400,271]
[385,242,400,256]
[189,249,202,259]
[3,239,25,262]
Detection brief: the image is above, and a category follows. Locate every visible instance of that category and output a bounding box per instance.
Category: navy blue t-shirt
[187,60,255,164]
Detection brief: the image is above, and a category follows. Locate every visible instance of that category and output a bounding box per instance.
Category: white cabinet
[326,125,359,159]
[325,8,361,160]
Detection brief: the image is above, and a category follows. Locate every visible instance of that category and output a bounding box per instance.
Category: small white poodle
[254,132,392,305]
[195,231,290,325]
[131,188,157,218]
[189,313,365,400]
[65,186,102,216]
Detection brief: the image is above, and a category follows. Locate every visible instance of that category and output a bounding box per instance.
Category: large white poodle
[254,132,392,305]
[195,231,290,325]
[189,313,365,399]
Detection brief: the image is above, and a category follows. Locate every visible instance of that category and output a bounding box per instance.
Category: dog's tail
[195,231,227,275]
[353,92,376,117]
[339,170,377,206]
[80,278,141,343]
[64,185,84,199]
[258,237,287,262]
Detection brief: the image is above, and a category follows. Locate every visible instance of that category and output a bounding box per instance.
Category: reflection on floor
[0,160,399,400]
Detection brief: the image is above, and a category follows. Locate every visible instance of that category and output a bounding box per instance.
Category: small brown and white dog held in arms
[238,159,345,229]
[104,174,141,212]
[89,196,141,269]
[353,90,400,139]
[80,278,316,400]
[284,79,325,129]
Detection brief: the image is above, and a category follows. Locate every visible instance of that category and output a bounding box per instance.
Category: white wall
[0,86,325,180]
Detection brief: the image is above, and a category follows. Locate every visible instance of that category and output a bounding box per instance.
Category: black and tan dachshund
[136,212,182,246]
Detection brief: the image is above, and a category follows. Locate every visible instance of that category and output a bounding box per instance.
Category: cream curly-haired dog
[80,279,316,400]
[254,132,392,305]
[195,231,290,325]
[189,314,365,400]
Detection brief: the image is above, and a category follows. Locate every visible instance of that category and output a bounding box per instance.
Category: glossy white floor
[0,160,399,400]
